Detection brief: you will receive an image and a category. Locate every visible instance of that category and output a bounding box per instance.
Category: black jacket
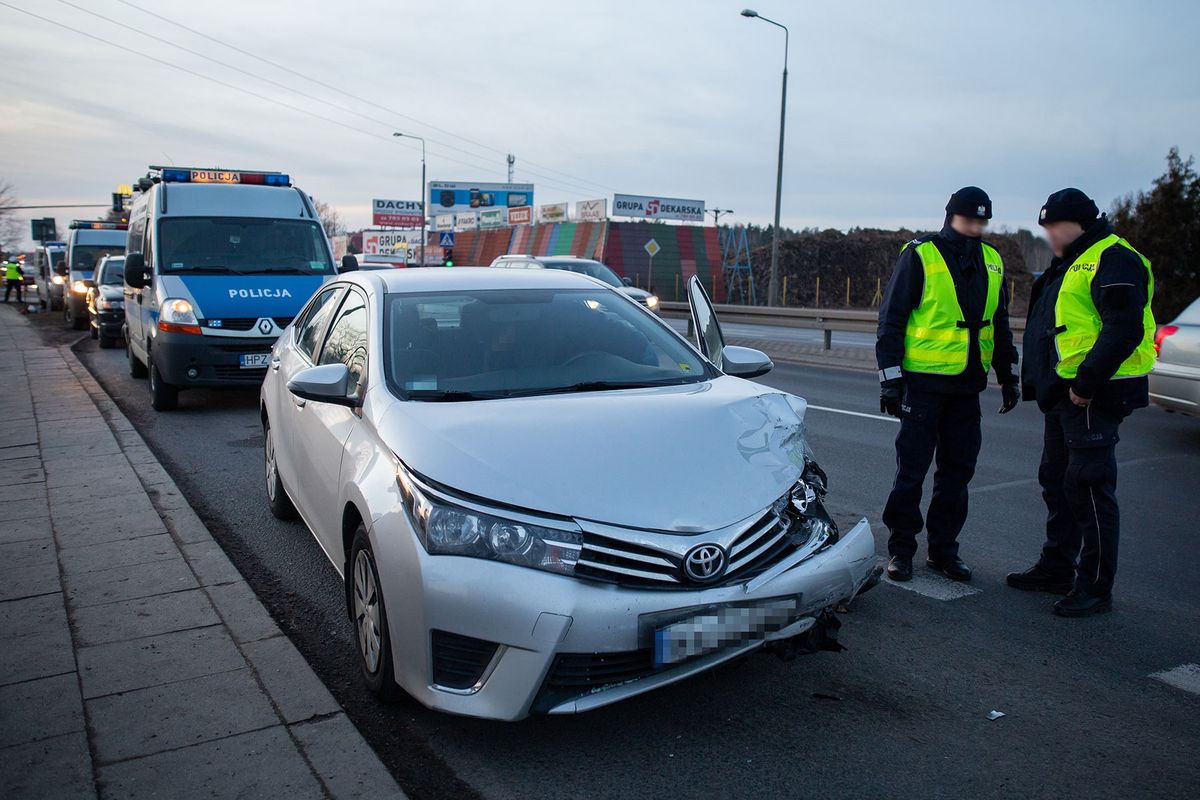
[876,222,1019,394]
[1021,216,1150,412]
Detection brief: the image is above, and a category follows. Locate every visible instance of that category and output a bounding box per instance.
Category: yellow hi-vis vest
[1054,234,1156,380]
[4,263,20,281]
[901,240,1003,375]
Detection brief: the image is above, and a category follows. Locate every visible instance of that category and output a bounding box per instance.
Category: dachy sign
[612,193,705,222]
[372,199,423,228]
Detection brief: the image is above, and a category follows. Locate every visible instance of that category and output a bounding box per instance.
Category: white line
[1150,664,1200,696]
[884,572,982,601]
[807,404,900,424]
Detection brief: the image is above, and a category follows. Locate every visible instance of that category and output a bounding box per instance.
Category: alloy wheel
[264,427,277,502]
[353,550,382,674]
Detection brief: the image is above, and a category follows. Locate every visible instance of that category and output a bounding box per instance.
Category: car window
[318,291,368,391]
[295,286,344,360]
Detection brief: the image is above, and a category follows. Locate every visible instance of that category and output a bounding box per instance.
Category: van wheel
[128,339,148,378]
[148,355,178,411]
[348,526,401,701]
[98,334,116,349]
[263,419,297,520]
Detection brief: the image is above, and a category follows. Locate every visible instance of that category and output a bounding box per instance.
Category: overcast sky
[4,0,1199,247]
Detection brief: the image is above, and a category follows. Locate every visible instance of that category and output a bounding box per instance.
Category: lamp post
[740,8,788,307]
[392,132,426,266]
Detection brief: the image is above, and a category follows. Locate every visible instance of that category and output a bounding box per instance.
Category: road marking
[807,404,900,424]
[1150,663,1200,696]
[884,572,982,601]
[972,454,1185,495]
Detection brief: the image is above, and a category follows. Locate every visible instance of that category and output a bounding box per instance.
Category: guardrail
[658,301,1026,349]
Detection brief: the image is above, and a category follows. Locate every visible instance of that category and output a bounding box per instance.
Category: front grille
[431,630,499,690]
[273,316,294,329]
[201,317,258,331]
[212,365,268,382]
[210,343,274,352]
[532,649,656,713]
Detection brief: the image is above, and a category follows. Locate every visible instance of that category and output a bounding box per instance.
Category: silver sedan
[260,267,880,720]
[1150,296,1200,416]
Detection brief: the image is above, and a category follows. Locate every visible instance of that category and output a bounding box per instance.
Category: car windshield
[71,244,124,272]
[158,217,334,275]
[99,259,125,285]
[385,287,710,401]
[542,259,622,288]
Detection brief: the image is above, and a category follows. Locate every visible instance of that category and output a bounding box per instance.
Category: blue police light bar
[154,167,291,187]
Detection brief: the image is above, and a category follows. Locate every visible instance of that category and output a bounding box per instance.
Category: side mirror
[338,254,359,273]
[54,262,68,276]
[287,363,361,407]
[123,253,148,289]
[721,345,773,379]
[621,276,633,286]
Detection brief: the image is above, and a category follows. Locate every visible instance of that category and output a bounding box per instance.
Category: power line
[111,0,617,195]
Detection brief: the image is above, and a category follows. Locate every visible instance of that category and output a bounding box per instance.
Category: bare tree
[311,198,346,239]
[0,181,22,254]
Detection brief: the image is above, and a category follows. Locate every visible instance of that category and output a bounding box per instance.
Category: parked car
[1149,296,1200,416]
[260,266,880,721]
[33,242,66,311]
[87,255,126,348]
[490,254,660,312]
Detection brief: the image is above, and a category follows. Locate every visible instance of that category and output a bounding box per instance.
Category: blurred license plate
[239,353,271,369]
[652,597,801,667]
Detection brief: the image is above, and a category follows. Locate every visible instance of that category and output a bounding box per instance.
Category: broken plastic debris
[987,710,1005,720]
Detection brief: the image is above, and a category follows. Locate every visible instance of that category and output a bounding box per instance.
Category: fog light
[186,367,199,379]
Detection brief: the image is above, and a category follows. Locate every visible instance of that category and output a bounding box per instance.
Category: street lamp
[392,132,426,266]
[741,8,788,307]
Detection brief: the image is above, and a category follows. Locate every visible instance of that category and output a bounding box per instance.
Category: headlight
[644,294,660,309]
[97,297,123,310]
[160,298,197,325]
[397,463,582,576]
[52,275,65,285]
[71,280,88,294]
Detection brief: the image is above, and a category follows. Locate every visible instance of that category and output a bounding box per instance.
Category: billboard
[372,199,423,228]
[576,198,607,222]
[479,208,507,229]
[434,214,454,232]
[428,181,534,216]
[454,211,479,232]
[361,229,425,265]
[538,203,568,224]
[507,206,532,226]
[612,193,705,222]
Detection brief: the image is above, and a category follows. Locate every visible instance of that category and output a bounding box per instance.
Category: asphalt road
[33,310,1200,800]
[664,316,875,349]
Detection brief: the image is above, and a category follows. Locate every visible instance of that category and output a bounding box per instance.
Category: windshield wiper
[406,389,507,402]
[258,266,316,274]
[172,265,233,273]
[509,380,677,398]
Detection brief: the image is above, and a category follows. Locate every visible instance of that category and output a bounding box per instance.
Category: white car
[260,267,880,720]
[490,254,660,312]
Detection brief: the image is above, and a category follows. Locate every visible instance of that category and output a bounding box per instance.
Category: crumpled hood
[376,377,811,532]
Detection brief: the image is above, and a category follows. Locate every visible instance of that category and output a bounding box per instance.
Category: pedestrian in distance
[1006,189,1157,617]
[4,256,24,304]
[876,186,1020,584]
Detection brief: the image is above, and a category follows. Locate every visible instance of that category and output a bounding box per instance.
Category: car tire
[347,526,401,701]
[148,354,179,411]
[128,338,148,378]
[263,419,297,520]
[98,334,116,349]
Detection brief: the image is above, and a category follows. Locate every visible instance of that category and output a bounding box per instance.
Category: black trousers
[883,388,982,560]
[1037,399,1127,596]
[4,279,21,302]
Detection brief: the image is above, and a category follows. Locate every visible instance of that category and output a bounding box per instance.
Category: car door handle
[292,396,306,408]
[271,357,281,372]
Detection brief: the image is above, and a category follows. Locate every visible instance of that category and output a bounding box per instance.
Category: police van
[122,167,341,411]
[34,241,67,311]
[63,221,127,330]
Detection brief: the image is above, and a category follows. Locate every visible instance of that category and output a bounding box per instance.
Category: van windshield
[158,217,334,275]
[71,245,125,273]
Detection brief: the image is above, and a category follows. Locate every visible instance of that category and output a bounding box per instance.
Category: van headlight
[397,463,582,576]
[160,298,197,325]
[71,280,88,294]
[52,275,65,285]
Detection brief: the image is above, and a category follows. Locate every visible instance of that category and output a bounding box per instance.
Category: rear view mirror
[123,253,148,289]
[338,254,359,274]
[54,261,68,276]
[721,345,773,379]
[287,363,361,407]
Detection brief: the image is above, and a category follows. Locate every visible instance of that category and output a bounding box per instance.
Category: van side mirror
[54,261,68,276]
[338,254,359,274]
[621,276,633,286]
[123,253,148,289]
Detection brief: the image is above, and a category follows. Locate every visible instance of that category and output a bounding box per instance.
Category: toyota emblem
[683,544,727,584]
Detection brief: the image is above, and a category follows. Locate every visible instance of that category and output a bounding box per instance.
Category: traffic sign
[439,231,456,248]
[644,238,660,257]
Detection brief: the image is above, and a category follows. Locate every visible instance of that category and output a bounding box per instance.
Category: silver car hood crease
[377,378,810,532]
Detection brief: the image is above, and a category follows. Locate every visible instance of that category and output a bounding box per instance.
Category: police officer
[1006,189,1156,617]
[4,257,23,303]
[877,187,1020,583]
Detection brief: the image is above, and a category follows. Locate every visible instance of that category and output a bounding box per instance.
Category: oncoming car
[261,267,880,720]
[490,254,660,312]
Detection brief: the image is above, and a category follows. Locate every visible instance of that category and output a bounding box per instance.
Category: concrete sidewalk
[0,307,404,799]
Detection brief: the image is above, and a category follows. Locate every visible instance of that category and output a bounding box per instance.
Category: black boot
[1053,590,1112,617]
[1006,564,1074,594]
[886,555,913,582]
[926,555,972,582]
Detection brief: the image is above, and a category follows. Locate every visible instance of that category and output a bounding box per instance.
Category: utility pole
[393,132,426,266]
[707,208,734,228]
[506,154,515,182]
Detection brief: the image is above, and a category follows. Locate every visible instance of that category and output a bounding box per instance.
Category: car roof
[347,266,607,295]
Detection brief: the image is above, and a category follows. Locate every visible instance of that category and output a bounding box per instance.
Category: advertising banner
[434,214,455,232]
[479,208,508,229]
[454,211,479,232]
[428,181,534,217]
[538,203,568,224]
[612,193,705,222]
[361,229,425,265]
[576,198,607,222]
[507,205,532,226]
[372,199,424,228]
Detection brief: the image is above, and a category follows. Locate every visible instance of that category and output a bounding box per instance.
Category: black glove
[999,382,1019,414]
[880,383,903,418]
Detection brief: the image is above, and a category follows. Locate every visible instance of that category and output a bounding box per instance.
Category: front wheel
[348,527,401,701]
[263,419,297,520]
[148,355,179,411]
[128,338,148,378]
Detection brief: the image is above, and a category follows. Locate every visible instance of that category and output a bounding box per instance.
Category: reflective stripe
[879,366,903,382]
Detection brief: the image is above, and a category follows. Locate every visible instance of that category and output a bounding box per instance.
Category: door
[292,288,368,554]
[686,275,726,370]
[125,217,148,352]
